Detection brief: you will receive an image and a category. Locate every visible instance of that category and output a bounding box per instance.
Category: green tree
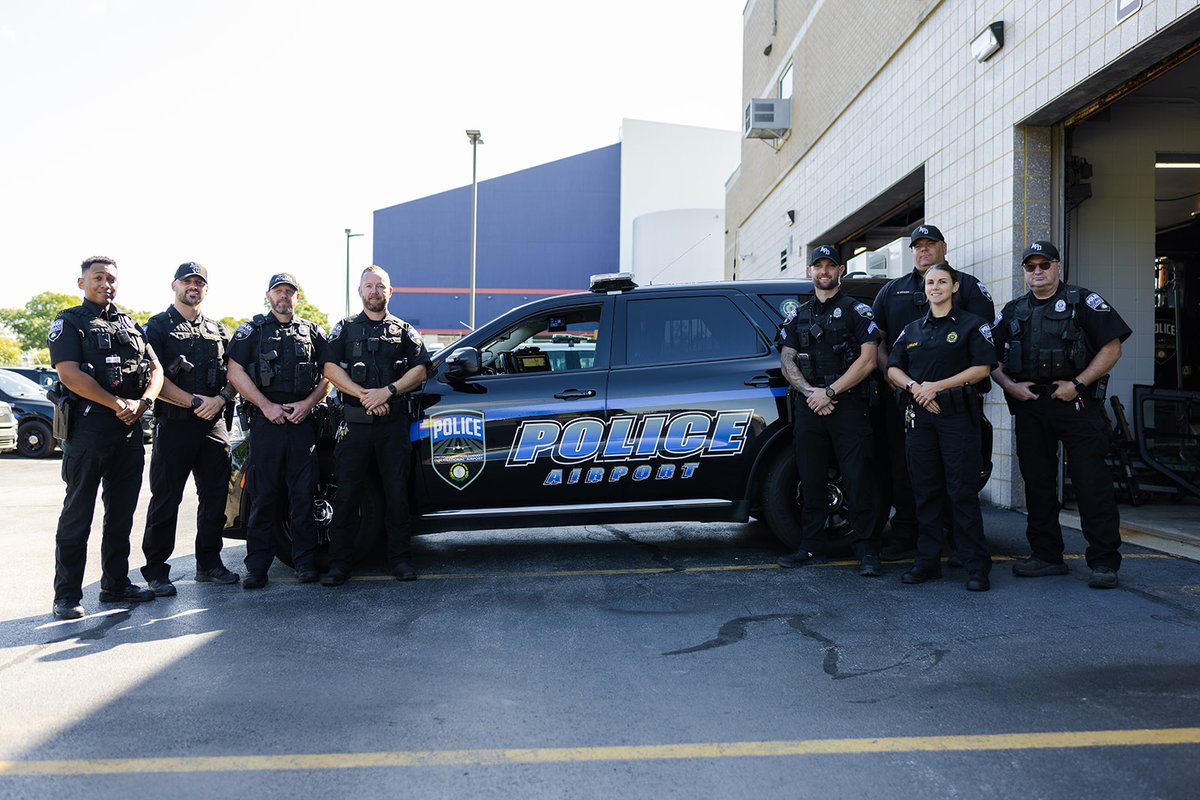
[293,296,330,330]
[0,332,22,364]
[219,316,246,333]
[0,291,76,351]
[125,308,153,326]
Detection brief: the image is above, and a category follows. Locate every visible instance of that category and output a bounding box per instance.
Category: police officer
[777,245,883,576]
[226,272,331,589]
[319,266,432,585]
[872,224,995,559]
[48,256,164,619]
[139,262,239,595]
[887,263,995,591]
[991,241,1131,589]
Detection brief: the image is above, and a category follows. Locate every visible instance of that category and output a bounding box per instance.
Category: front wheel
[17,419,54,458]
[758,449,852,550]
[273,485,336,569]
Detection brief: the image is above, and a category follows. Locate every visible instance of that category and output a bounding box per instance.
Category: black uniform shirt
[48,299,159,399]
[990,282,1132,364]
[323,312,432,408]
[888,310,996,384]
[228,314,328,404]
[144,306,231,392]
[779,290,881,353]
[872,267,995,345]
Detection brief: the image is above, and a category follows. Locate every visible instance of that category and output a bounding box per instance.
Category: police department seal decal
[1055,299,1067,312]
[426,409,486,490]
[946,331,959,343]
[48,319,64,342]
[781,298,800,321]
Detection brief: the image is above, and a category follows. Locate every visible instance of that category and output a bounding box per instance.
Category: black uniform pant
[327,415,414,570]
[53,414,145,604]
[1013,394,1121,570]
[793,392,877,556]
[244,415,319,575]
[881,393,919,544]
[906,407,991,576]
[141,416,231,582]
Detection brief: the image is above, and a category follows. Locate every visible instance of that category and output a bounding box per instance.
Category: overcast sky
[0,0,742,322]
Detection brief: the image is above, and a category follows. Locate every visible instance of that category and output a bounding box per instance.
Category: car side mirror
[445,347,481,380]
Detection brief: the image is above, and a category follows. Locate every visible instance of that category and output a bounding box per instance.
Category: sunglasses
[1023,259,1058,273]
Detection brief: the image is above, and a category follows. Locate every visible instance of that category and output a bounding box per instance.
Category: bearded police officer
[991,241,1131,589]
[777,245,883,576]
[872,224,995,559]
[227,272,331,589]
[139,262,239,595]
[320,266,432,585]
[48,256,164,619]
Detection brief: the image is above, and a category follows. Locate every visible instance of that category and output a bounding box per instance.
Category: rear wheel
[272,485,336,569]
[17,419,54,458]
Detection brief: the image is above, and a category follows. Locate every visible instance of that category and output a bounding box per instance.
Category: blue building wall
[373,143,621,333]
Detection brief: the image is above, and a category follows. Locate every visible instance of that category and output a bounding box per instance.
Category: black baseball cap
[909,224,945,245]
[1021,241,1061,263]
[809,244,842,266]
[174,262,208,282]
[268,272,300,290]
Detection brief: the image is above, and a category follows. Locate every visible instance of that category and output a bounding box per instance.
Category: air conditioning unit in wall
[743,98,791,139]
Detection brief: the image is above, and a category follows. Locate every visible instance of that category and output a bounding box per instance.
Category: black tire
[17,419,54,458]
[759,449,852,550]
[272,485,336,570]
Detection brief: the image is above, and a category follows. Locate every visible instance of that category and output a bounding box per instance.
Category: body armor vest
[247,314,319,396]
[340,316,410,392]
[64,306,151,399]
[157,311,228,395]
[792,297,858,386]
[1004,286,1090,381]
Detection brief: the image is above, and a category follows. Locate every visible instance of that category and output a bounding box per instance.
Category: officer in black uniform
[319,265,432,585]
[777,245,883,576]
[887,263,995,591]
[139,262,240,596]
[226,272,330,589]
[48,256,164,619]
[991,241,1132,589]
[872,224,995,559]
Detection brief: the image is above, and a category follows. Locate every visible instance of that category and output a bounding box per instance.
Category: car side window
[624,296,768,367]
[478,305,601,376]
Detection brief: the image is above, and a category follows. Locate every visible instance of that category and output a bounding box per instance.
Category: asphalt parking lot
[1,449,1199,799]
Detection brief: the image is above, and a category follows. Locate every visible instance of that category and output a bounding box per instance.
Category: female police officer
[886,264,996,591]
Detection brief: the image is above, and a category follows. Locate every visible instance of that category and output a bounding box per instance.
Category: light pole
[344,227,364,318]
[466,129,484,330]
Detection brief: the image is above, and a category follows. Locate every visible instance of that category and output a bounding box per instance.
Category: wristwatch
[140,396,154,407]
[387,383,399,397]
[825,386,837,398]
[1071,378,1086,394]
[905,380,915,392]
[190,396,203,410]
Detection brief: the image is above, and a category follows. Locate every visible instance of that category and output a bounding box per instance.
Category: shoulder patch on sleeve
[854,302,874,320]
[329,321,343,339]
[977,281,992,301]
[1085,292,1110,311]
[782,307,797,325]
[48,318,64,343]
[979,323,994,345]
[233,322,253,340]
[407,327,424,348]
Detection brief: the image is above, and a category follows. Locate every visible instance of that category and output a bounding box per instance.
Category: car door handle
[553,389,597,400]
[744,375,772,388]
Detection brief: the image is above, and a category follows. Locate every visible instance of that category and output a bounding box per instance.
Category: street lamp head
[466,129,484,144]
[345,228,351,235]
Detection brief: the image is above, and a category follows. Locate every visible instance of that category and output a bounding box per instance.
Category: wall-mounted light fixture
[785,210,795,226]
[970,21,1004,63]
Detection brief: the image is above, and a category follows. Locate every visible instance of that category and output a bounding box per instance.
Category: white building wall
[631,209,725,284]
[620,119,740,280]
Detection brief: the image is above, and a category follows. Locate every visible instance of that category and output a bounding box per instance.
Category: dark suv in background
[0,369,58,458]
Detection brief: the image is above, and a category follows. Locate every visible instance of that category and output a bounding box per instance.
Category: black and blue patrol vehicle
[224,274,889,565]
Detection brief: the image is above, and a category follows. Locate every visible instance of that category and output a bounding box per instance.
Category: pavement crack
[600,525,681,571]
[664,613,948,680]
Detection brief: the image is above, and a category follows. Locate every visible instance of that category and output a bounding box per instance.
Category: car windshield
[0,370,46,397]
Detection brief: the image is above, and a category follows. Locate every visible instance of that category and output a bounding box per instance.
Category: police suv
[224,273,887,565]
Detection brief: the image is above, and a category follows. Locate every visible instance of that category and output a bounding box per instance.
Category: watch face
[826,387,836,398]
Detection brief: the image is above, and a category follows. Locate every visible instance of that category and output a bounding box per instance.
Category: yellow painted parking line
[264,552,1173,584]
[3,728,1198,776]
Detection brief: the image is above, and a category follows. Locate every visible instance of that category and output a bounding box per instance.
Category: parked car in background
[1,365,57,391]
[0,401,17,454]
[0,369,57,458]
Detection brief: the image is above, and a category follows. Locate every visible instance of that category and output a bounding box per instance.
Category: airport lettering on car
[504,409,754,486]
